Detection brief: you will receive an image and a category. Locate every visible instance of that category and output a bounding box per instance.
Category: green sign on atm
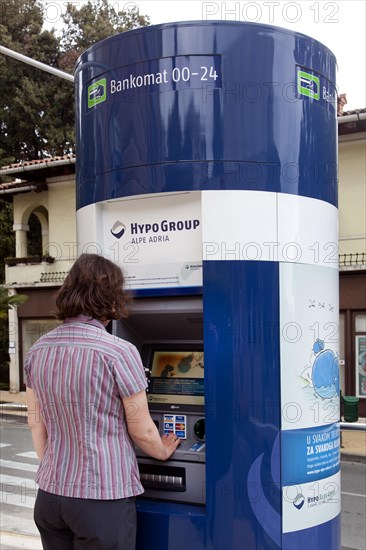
[297,70,320,100]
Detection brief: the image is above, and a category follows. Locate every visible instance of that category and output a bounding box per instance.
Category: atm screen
[147,350,204,408]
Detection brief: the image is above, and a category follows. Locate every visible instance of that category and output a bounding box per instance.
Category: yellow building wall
[6,174,76,285]
[47,176,77,262]
[338,139,366,256]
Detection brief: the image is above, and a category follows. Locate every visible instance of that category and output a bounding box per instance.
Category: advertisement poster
[356,335,366,397]
[280,263,340,431]
[281,424,340,486]
[280,263,341,532]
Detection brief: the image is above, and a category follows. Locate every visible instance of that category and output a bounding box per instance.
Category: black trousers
[34,489,136,550]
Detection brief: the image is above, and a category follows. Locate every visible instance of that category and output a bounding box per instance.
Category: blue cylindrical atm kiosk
[75,21,340,549]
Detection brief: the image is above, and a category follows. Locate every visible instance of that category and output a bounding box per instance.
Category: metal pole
[0,45,74,83]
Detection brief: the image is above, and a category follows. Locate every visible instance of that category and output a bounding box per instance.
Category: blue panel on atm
[202,260,281,549]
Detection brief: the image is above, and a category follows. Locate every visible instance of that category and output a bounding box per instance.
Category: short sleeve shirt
[24,316,148,500]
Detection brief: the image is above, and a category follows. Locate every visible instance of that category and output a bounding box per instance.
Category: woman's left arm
[26,387,47,460]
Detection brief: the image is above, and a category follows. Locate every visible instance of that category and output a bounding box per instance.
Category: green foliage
[0,0,150,162]
[0,286,28,320]
[0,148,16,170]
[0,0,70,160]
[61,0,150,53]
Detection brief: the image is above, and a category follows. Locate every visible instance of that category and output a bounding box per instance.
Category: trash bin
[342,395,359,422]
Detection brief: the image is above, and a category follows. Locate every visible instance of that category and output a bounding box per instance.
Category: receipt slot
[76,21,340,550]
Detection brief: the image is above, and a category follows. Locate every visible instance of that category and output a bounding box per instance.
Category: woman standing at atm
[24,253,180,550]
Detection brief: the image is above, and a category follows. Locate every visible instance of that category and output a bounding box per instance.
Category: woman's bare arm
[123,390,180,460]
[26,387,47,460]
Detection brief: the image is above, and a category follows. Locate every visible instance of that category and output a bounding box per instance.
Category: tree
[0,0,150,164]
[61,0,150,49]
[0,285,28,320]
[0,0,70,163]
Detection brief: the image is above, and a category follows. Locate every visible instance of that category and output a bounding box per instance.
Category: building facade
[1,114,365,415]
[1,156,76,392]
[338,108,366,416]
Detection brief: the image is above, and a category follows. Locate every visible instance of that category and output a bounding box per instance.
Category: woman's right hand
[160,433,181,459]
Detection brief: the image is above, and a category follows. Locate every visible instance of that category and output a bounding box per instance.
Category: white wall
[338,138,366,256]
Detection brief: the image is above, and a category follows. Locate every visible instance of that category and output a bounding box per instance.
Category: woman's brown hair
[56,254,130,321]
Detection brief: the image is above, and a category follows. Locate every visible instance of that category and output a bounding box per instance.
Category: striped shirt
[24,316,148,500]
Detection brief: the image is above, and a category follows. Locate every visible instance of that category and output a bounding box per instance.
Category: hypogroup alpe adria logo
[110,221,126,239]
[292,493,305,510]
[88,78,107,108]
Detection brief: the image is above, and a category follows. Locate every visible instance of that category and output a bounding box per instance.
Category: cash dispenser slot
[138,463,186,492]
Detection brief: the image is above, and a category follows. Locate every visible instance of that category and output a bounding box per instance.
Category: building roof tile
[2,154,76,171]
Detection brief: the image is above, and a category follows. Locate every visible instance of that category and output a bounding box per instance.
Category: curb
[340,452,366,463]
[0,403,27,409]
[0,531,42,550]
[0,404,28,424]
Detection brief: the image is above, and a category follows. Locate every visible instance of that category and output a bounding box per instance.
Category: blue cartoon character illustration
[300,339,340,399]
[311,339,340,399]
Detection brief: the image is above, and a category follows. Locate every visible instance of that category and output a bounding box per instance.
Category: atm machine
[114,296,206,505]
[75,21,341,550]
